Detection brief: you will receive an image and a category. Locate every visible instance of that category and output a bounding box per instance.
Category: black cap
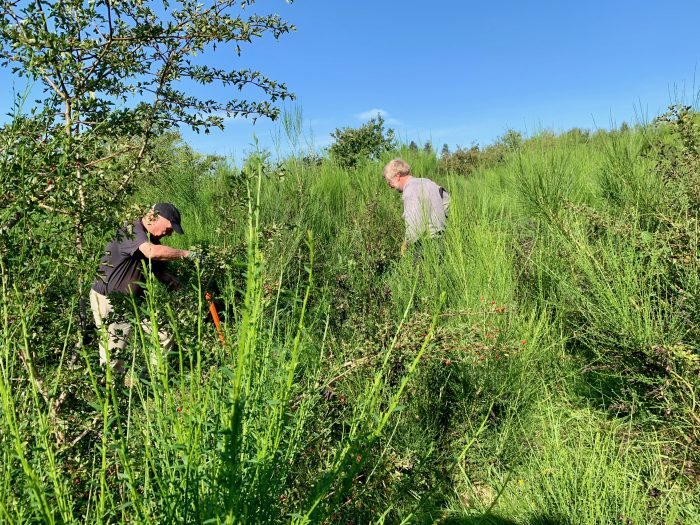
[153,203,184,234]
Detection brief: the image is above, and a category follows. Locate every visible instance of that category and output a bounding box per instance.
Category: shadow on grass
[442,513,566,525]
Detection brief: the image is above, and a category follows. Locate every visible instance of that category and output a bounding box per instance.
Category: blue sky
[2,0,700,160]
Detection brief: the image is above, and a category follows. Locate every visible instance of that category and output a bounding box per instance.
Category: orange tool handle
[205,292,225,346]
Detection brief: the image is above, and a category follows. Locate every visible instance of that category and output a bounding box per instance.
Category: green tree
[0,0,295,253]
[329,114,396,169]
[498,128,523,151]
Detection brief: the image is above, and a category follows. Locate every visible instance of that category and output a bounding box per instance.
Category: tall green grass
[2,122,699,523]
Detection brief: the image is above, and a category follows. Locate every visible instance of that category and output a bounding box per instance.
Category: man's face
[386,173,403,192]
[145,214,174,239]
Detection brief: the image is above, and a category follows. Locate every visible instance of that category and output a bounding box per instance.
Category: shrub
[438,143,507,176]
[329,115,396,169]
[438,144,481,175]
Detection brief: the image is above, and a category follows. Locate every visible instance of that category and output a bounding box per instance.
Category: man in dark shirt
[89,203,194,375]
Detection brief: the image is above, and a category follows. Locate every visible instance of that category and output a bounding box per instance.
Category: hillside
[2,111,700,523]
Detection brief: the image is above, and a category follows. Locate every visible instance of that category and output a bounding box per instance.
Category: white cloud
[355,108,403,126]
[356,108,389,120]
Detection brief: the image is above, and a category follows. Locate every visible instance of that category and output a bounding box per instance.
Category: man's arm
[139,242,190,261]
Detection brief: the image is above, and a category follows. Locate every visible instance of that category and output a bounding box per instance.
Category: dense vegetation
[2,104,700,524]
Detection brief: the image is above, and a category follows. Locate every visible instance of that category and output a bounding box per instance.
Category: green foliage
[509,116,700,483]
[651,104,700,212]
[438,144,482,175]
[437,130,523,176]
[499,128,524,151]
[0,0,295,265]
[437,140,505,178]
[329,114,396,168]
[0,0,296,380]
[0,0,294,132]
[3,116,700,524]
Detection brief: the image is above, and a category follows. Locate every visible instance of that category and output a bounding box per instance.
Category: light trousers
[89,289,173,370]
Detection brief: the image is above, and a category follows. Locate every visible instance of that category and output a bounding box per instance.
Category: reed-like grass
[1,121,698,523]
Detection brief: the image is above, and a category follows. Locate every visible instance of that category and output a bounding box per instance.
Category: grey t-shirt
[402,177,450,242]
[91,219,161,296]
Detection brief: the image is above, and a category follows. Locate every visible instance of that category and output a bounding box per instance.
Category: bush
[438,143,507,176]
[437,130,521,176]
[329,115,396,169]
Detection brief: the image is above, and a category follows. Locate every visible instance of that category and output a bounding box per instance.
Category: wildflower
[521,340,527,345]
[443,358,452,366]
[176,406,182,413]
[480,296,485,302]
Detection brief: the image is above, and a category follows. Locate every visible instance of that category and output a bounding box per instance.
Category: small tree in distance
[329,114,396,169]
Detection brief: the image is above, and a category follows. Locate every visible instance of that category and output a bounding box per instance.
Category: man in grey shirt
[383,158,450,254]
[90,203,195,377]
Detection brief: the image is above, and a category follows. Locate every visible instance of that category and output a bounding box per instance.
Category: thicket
[2,105,700,524]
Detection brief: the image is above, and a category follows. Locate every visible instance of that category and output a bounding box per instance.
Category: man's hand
[186,250,204,264]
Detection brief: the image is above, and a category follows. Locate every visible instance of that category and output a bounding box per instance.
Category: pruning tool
[205,291,225,346]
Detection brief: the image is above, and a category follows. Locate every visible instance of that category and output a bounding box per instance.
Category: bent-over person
[383,158,450,255]
[89,203,195,380]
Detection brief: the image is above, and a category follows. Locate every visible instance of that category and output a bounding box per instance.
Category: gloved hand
[400,240,408,256]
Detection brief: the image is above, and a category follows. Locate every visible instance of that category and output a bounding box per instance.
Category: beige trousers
[89,289,173,370]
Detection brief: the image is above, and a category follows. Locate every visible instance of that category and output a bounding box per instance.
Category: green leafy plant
[329,114,396,169]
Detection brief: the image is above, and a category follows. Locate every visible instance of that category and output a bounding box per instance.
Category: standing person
[89,203,195,379]
[383,158,450,255]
